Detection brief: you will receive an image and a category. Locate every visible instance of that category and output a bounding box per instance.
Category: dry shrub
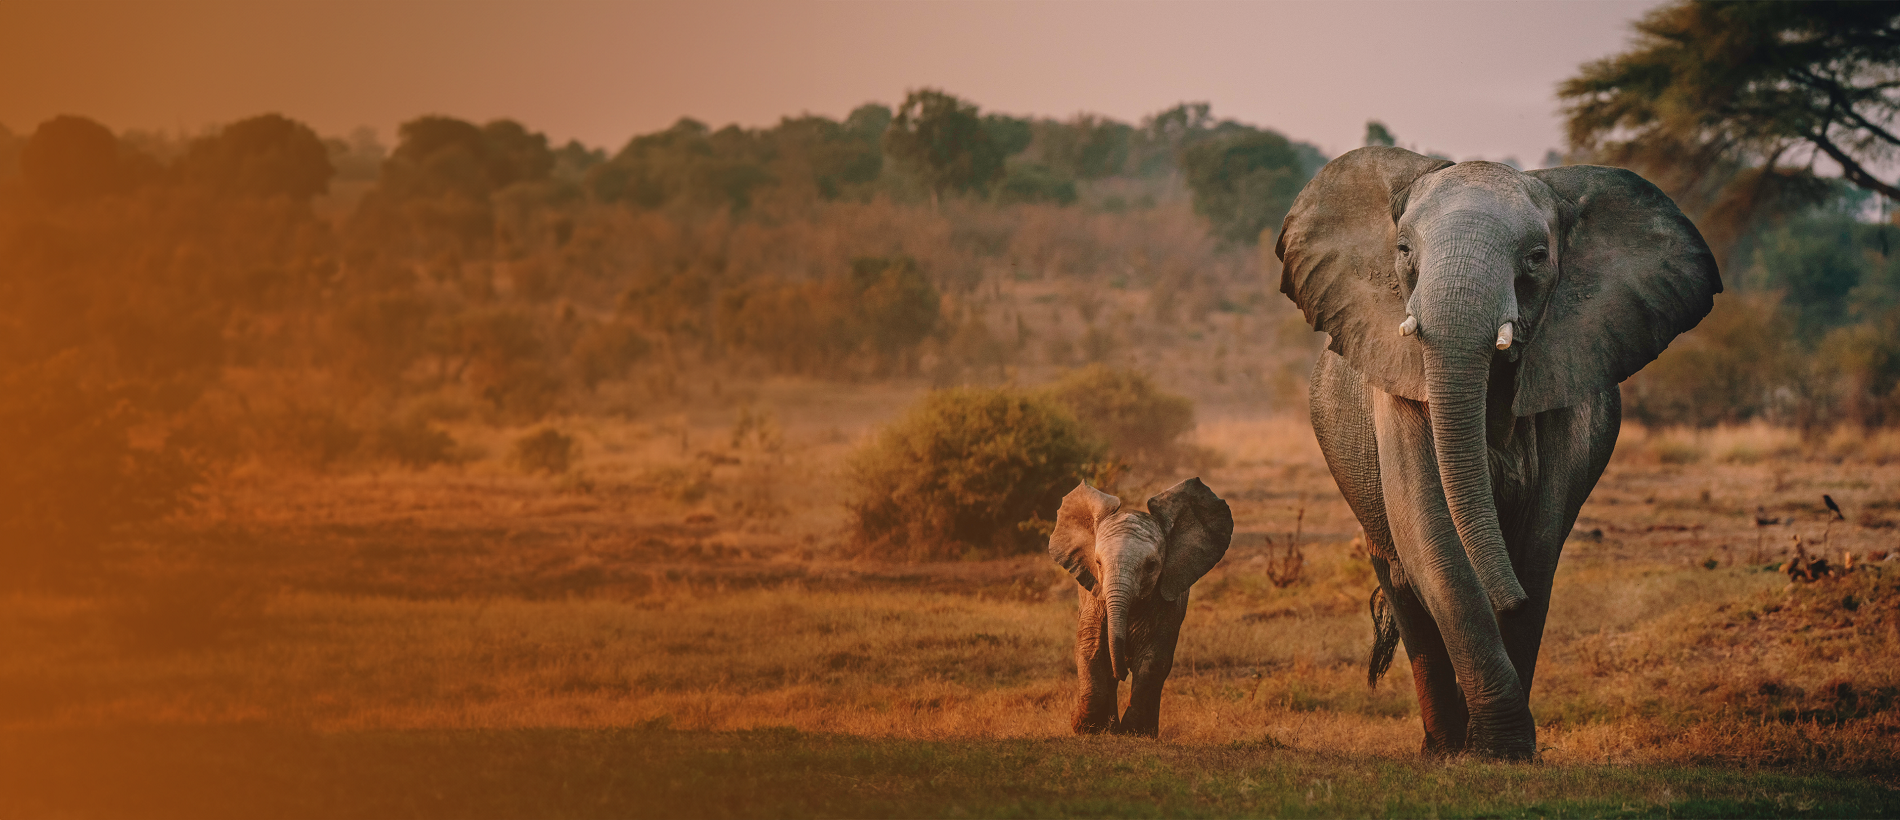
[637,463,712,503]
[512,427,577,474]
[1711,422,1802,464]
[370,418,459,468]
[1633,429,1706,465]
[1262,507,1308,588]
[1654,436,1705,465]
[1821,425,1900,464]
[846,387,1106,560]
[1041,364,1194,467]
[0,354,200,581]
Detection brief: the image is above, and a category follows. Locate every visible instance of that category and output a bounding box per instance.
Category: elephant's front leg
[1498,390,1621,698]
[1115,594,1189,737]
[1373,392,1534,759]
[1370,555,1469,755]
[1071,587,1119,734]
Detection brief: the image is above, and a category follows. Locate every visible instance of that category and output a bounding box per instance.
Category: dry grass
[7,406,1900,815]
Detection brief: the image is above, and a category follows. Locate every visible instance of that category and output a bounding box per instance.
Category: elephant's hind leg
[1071,587,1119,734]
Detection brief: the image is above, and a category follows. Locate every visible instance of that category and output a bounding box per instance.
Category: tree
[480,119,555,189]
[178,113,333,201]
[1035,114,1133,180]
[982,113,1034,158]
[851,255,940,370]
[883,89,1004,208]
[1133,102,1214,177]
[588,118,773,212]
[770,114,882,200]
[20,115,129,204]
[1365,120,1397,148]
[381,115,492,199]
[1560,2,1900,259]
[994,162,1078,206]
[1180,128,1312,245]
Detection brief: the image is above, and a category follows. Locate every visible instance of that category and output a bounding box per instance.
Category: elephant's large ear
[1517,166,1720,416]
[1049,482,1119,592]
[1278,146,1453,401]
[1148,477,1234,601]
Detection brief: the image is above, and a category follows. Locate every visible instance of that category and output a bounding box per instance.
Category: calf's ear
[1148,478,1234,601]
[1049,482,1119,592]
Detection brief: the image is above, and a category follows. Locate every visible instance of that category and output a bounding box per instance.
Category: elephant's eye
[1526,247,1549,267]
[1396,240,1411,255]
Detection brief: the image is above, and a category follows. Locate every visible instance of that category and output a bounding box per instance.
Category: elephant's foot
[1464,710,1537,761]
[1419,734,1465,758]
[1416,703,1468,757]
[1072,710,1119,735]
[1465,734,1536,761]
[1111,710,1159,738]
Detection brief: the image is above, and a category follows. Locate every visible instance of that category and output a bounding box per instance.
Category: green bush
[994,162,1078,206]
[513,427,577,474]
[1043,365,1196,466]
[846,387,1106,560]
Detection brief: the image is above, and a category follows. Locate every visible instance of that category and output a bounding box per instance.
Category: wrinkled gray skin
[1048,478,1233,736]
[1278,148,1720,759]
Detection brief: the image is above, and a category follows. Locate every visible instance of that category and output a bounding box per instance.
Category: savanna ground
[5,386,1900,818]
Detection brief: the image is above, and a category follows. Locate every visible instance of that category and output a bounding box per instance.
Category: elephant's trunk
[1104,580,1133,681]
[1416,217,1529,613]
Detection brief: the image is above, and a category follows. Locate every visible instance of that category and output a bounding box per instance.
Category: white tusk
[1399,316,1418,336]
[1495,322,1514,350]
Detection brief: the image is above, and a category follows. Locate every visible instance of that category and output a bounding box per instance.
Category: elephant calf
[1048,477,1233,736]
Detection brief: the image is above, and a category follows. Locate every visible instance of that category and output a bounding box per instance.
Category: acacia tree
[1560,1,1900,258]
[883,89,1004,209]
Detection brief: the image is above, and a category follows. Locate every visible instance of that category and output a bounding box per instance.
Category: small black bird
[1824,494,1845,521]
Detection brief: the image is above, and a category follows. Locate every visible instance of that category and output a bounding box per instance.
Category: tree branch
[1785,65,1900,147]
[1808,129,1900,199]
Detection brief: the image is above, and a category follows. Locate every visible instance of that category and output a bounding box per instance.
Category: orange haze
[6,0,1654,160]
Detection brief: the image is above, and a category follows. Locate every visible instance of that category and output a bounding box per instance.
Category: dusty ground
[4,395,1898,816]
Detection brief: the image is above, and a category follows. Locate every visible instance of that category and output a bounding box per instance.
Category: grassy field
[6,725,1897,819]
[4,404,1899,817]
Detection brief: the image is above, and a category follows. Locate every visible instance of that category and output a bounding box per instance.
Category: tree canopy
[883,89,1005,207]
[20,115,133,204]
[178,113,333,201]
[1560,1,1900,255]
[1181,127,1317,245]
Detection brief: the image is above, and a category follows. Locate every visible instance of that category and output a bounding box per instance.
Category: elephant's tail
[1367,586,1399,688]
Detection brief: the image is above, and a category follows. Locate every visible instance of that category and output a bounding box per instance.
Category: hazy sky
[5,0,1659,163]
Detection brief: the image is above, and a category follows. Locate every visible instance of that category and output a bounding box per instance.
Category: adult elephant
[1276,147,1719,759]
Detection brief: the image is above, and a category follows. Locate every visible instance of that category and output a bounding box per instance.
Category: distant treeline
[0,91,1323,570]
[5,81,1900,572]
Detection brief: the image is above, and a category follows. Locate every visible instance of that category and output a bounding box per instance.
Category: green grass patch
[3,725,1893,819]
